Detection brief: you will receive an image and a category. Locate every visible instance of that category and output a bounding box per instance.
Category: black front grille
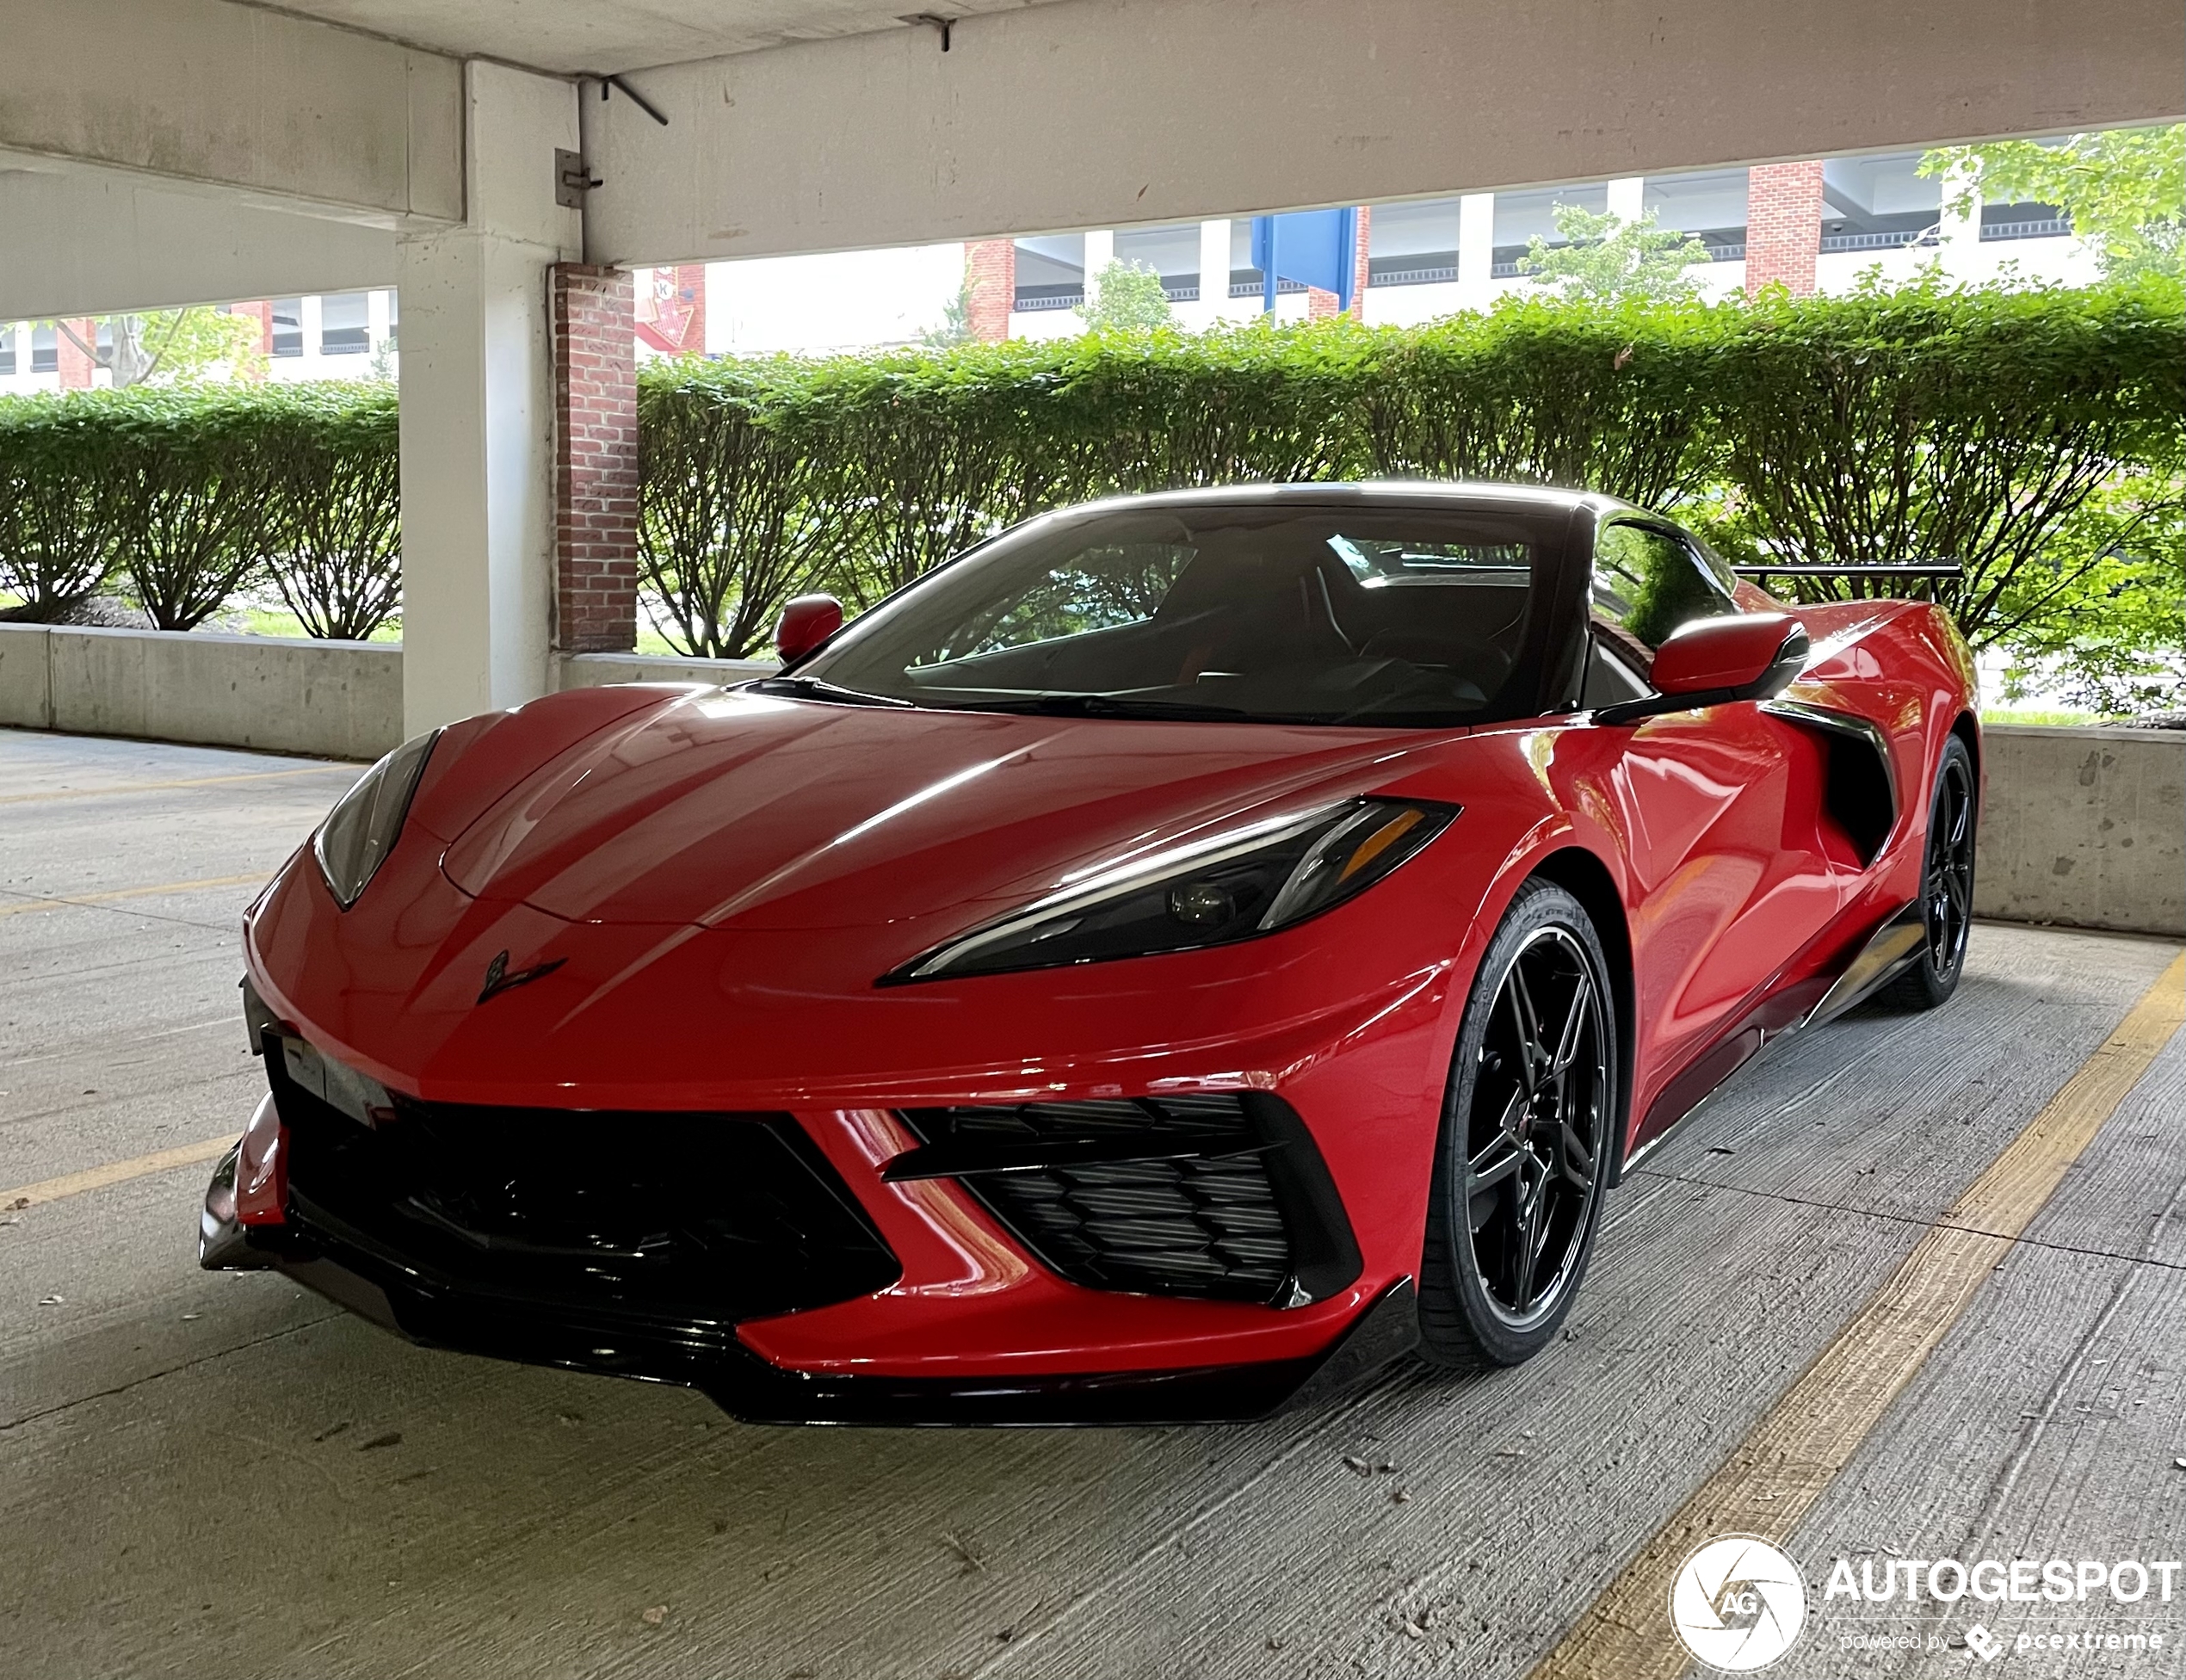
[268,1051,899,1339]
[896,1095,1360,1307]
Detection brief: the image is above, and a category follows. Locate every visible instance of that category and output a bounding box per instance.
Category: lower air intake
[895,1094,1360,1306]
[267,1048,899,1339]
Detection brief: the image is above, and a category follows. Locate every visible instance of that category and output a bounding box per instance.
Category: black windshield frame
[779,491,1590,730]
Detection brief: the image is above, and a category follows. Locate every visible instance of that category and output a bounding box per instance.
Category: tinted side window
[1593,522,1740,648]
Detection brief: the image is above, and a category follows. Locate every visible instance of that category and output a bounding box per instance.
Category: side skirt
[1615,899,1924,1181]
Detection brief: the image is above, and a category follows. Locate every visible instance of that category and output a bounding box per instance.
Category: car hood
[438,689,1450,933]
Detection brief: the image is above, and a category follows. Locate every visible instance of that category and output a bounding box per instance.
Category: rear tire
[1417,880,1619,1371]
[1881,734,1976,1010]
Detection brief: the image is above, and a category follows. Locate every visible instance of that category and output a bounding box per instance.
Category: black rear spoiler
[1732,562,1962,602]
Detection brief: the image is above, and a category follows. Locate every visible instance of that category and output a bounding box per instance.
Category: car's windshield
[788,502,1547,726]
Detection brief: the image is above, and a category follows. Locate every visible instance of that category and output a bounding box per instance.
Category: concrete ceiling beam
[579,0,2186,268]
[0,0,462,228]
[0,166,398,321]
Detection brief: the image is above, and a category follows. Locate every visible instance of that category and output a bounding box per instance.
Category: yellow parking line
[3,1133,238,1213]
[0,874,269,921]
[0,764,355,806]
[1528,951,2186,1680]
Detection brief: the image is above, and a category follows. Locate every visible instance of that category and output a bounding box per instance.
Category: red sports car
[201,484,1979,1424]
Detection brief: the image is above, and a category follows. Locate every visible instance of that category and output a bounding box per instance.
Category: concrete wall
[559,652,775,689]
[0,625,776,762]
[0,622,405,762]
[1975,725,2186,938]
[4,626,2178,936]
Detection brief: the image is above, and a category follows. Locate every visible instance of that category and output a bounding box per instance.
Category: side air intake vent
[890,1094,1361,1307]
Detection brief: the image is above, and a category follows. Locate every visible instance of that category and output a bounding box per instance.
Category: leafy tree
[1991,473,2185,716]
[920,275,978,349]
[1076,260,1175,332]
[1922,126,2185,282]
[1518,205,1713,303]
[46,307,265,388]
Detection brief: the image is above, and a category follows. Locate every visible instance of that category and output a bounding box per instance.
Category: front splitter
[202,1189,1419,1427]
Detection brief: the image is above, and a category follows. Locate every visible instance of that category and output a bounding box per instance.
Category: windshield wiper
[950,694,1258,721]
[742,675,913,708]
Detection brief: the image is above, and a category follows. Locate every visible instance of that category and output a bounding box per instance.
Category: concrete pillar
[396,61,581,735]
[965,239,1015,342]
[299,293,324,360]
[1195,219,1231,326]
[1081,228,1115,309]
[1457,192,1496,307]
[1744,161,1825,296]
[552,264,639,654]
[366,289,392,357]
[1607,176,1646,224]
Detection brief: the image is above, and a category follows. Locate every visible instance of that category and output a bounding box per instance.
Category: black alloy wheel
[1884,734,1977,1010]
[1419,880,1618,1369]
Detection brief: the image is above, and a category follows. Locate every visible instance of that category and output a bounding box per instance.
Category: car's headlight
[313,729,439,910]
[886,796,1457,984]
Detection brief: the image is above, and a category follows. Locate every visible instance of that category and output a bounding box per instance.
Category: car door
[1585,519,1849,1109]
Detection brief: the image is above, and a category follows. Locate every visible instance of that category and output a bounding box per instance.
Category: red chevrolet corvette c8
[202,483,1979,1424]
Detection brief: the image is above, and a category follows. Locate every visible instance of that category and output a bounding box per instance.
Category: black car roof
[1047,480,1634,521]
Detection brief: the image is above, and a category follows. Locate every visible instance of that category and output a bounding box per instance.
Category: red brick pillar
[56,319,97,388]
[966,239,1016,343]
[552,264,639,654]
[229,301,273,368]
[1745,162,1825,296]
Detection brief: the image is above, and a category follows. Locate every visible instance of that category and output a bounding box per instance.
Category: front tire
[1418,880,1619,1370]
[1881,734,1976,1010]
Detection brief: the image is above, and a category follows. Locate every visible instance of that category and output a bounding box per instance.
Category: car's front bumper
[200,1017,1421,1424]
[201,1177,1418,1424]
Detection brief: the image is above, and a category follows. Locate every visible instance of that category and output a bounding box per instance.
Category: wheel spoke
[1504,957,1546,1089]
[1947,783,1972,848]
[1551,970,1594,1076]
[1557,1111,1596,1189]
[1468,1129,1525,1195]
[1510,1172,1547,1308]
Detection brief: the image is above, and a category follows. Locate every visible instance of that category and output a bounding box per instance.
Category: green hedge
[640,278,2184,657]
[0,382,399,635]
[4,281,2180,664]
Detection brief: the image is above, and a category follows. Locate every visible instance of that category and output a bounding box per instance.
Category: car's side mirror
[775,594,845,664]
[1594,612,1809,726]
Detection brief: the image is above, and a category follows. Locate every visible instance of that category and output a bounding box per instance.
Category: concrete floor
[3,726,2181,1680]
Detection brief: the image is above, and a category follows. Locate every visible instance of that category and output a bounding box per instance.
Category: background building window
[271,300,303,358]
[31,324,58,373]
[320,292,369,355]
[0,329,14,376]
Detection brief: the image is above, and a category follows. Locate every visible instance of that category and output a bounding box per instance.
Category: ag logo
[1670,1535,1807,1671]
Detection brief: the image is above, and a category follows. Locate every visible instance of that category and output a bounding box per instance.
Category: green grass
[1979,707,2109,727]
